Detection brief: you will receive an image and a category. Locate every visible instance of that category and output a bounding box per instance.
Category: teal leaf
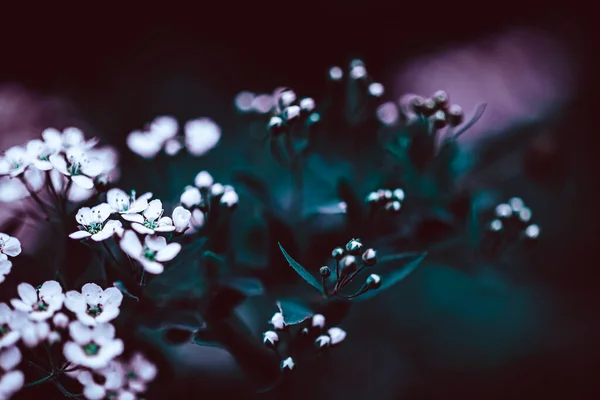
[113,281,139,301]
[269,137,289,167]
[276,299,314,325]
[278,243,322,293]
[203,250,225,264]
[222,277,264,297]
[355,252,426,301]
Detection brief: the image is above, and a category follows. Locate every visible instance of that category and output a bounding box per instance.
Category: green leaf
[276,299,314,325]
[203,250,225,264]
[222,277,264,297]
[355,252,426,301]
[113,281,139,301]
[278,243,322,293]
[269,137,289,167]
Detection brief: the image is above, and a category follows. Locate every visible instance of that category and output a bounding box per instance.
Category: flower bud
[220,190,239,208]
[349,63,367,79]
[210,183,225,196]
[194,171,214,188]
[281,357,295,371]
[368,82,384,97]
[172,206,192,233]
[340,255,357,274]
[268,116,285,136]
[422,98,436,117]
[270,312,285,330]
[52,312,69,329]
[518,207,532,223]
[392,188,405,202]
[301,327,309,335]
[329,66,343,81]
[489,219,503,232]
[299,97,316,113]
[277,89,297,109]
[263,331,279,346]
[327,327,347,345]
[283,105,301,122]
[312,314,326,329]
[47,331,61,345]
[524,224,540,239]
[495,203,513,218]
[432,110,447,129]
[432,90,449,109]
[447,104,464,126]
[366,192,380,204]
[366,273,381,289]
[383,190,393,199]
[320,266,331,278]
[331,247,345,260]
[411,96,426,115]
[345,238,363,255]
[385,201,401,213]
[508,197,525,212]
[315,335,331,348]
[362,248,377,266]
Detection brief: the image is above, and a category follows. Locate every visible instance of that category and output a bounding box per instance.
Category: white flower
[107,188,152,215]
[149,116,178,143]
[124,352,157,394]
[65,283,124,326]
[220,190,239,208]
[270,312,285,330]
[43,127,99,151]
[263,331,279,346]
[126,129,163,159]
[64,321,124,370]
[10,281,65,321]
[76,360,126,400]
[311,314,325,329]
[49,147,104,189]
[0,261,12,284]
[164,138,183,156]
[0,304,22,349]
[0,346,24,399]
[0,233,21,261]
[280,357,294,371]
[26,139,56,171]
[172,206,191,233]
[70,204,122,242]
[194,170,213,188]
[327,327,346,345]
[47,331,61,345]
[184,118,221,156]
[120,231,181,275]
[0,146,30,177]
[125,199,175,235]
[210,183,225,196]
[315,335,331,348]
[65,146,121,203]
[190,209,205,230]
[16,317,50,348]
[180,186,202,209]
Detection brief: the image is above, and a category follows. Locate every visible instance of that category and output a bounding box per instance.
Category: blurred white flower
[52,312,69,329]
[184,118,221,157]
[0,304,22,349]
[149,116,178,143]
[125,199,175,235]
[70,204,122,242]
[10,280,65,321]
[43,127,99,151]
[50,147,103,189]
[0,146,30,178]
[164,138,183,156]
[76,360,129,400]
[65,283,124,326]
[119,231,181,275]
[0,168,45,203]
[124,352,157,394]
[126,116,178,159]
[172,206,191,233]
[0,261,11,284]
[180,186,202,209]
[65,146,120,203]
[234,91,255,113]
[107,189,151,215]
[64,321,124,370]
[26,139,56,171]
[312,314,325,329]
[194,170,213,188]
[220,190,239,208]
[16,317,50,348]
[0,345,24,399]
[0,233,21,261]
[327,327,346,345]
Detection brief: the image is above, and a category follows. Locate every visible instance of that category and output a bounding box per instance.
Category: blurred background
[1,5,598,399]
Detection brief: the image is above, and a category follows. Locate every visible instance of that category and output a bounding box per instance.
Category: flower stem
[19,175,52,217]
[24,372,54,388]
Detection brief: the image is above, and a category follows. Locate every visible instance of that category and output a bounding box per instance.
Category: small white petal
[155,243,181,262]
[122,213,145,223]
[194,170,214,188]
[327,327,347,345]
[17,283,37,305]
[71,175,94,189]
[143,199,163,221]
[120,231,143,258]
[139,259,164,274]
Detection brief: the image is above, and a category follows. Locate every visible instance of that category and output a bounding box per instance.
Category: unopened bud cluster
[267,87,320,136]
[410,90,464,128]
[323,239,381,299]
[264,312,347,372]
[366,187,405,213]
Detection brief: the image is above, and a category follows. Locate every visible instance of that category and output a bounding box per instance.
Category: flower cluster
[0,279,155,399]
[179,170,239,233]
[0,127,118,204]
[365,187,405,213]
[0,233,21,284]
[404,90,464,129]
[264,311,347,372]
[267,88,319,137]
[318,239,381,299]
[234,90,276,114]
[127,115,221,159]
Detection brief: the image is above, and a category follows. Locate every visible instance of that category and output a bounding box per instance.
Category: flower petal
[81,159,104,177]
[2,237,21,257]
[82,283,103,305]
[144,235,166,251]
[140,259,164,274]
[71,175,94,190]
[155,243,182,262]
[70,230,92,240]
[17,283,37,305]
[120,231,143,258]
[69,321,93,344]
[40,280,63,298]
[95,306,119,324]
[49,154,69,175]
[122,213,144,223]
[143,199,162,221]
[131,223,154,235]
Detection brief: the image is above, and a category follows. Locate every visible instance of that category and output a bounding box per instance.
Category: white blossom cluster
[69,190,184,275]
[179,170,239,234]
[365,187,405,213]
[234,90,276,114]
[267,88,319,136]
[0,280,156,399]
[264,312,347,372]
[0,233,21,284]
[0,127,119,204]
[126,115,221,159]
